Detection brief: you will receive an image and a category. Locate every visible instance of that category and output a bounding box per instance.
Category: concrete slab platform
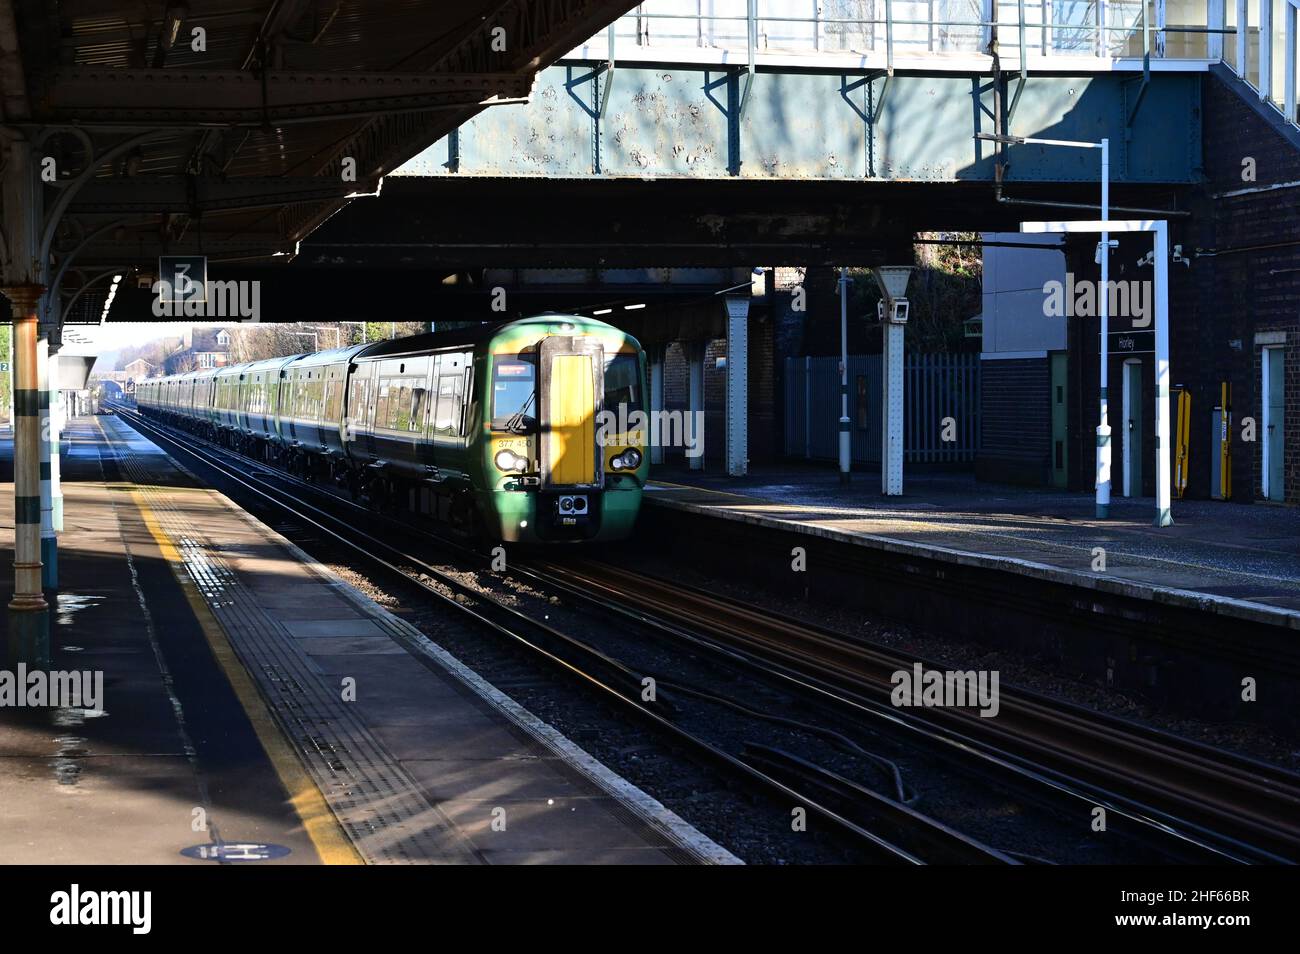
[0,416,738,866]
[647,465,1300,630]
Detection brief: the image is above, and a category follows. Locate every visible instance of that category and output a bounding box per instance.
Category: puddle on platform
[49,731,90,786]
[55,593,106,626]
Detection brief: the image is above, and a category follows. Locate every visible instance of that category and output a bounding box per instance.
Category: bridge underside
[94,172,1192,323]
[402,66,1203,183]
[298,175,1191,271]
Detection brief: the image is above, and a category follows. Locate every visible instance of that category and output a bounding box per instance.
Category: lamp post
[288,331,318,353]
[838,267,852,484]
[976,132,1111,517]
[305,325,342,349]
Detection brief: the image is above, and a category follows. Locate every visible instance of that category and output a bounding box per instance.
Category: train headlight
[495,449,528,472]
[610,448,642,471]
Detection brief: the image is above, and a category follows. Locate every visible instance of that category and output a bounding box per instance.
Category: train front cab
[482,317,647,544]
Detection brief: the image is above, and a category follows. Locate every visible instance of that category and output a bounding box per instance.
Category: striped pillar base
[5,606,50,669]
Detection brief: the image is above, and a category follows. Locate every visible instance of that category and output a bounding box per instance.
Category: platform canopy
[0,0,640,322]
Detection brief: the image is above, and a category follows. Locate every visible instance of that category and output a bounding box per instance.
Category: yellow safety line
[128,486,363,865]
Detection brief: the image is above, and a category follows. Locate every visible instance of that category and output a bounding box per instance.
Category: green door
[1050,353,1068,488]
[1125,361,1143,496]
[1267,348,1285,501]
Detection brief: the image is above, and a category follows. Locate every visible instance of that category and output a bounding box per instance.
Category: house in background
[121,357,154,380]
[163,327,233,373]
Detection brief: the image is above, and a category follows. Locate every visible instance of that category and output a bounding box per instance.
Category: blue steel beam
[397,65,1201,184]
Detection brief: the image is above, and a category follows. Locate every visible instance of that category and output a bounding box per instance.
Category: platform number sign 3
[159,255,207,304]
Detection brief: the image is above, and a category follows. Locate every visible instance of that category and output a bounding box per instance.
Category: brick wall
[1060,72,1300,502]
[1195,69,1300,502]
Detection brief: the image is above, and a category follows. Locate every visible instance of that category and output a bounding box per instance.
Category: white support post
[1098,139,1112,519]
[1122,358,1135,496]
[1260,0,1273,101]
[687,341,705,471]
[1237,0,1248,76]
[838,268,852,484]
[37,334,56,588]
[1208,0,1225,61]
[649,345,665,465]
[725,295,749,477]
[1153,221,1173,526]
[873,266,913,496]
[1287,1,1298,123]
[49,347,63,533]
[882,322,905,494]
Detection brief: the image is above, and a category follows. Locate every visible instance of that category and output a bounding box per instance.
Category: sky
[65,322,227,352]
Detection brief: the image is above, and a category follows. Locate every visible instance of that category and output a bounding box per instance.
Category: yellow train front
[475,315,648,543]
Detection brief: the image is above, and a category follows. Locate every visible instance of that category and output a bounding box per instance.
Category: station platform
[0,416,736,865]
[647,465,1300,630]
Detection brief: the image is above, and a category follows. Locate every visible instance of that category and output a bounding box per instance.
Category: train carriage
[137,315,647,544]
[239,355,298,443]
[211,364,245,436]
[278,345,367,457]
[191,367,220,429]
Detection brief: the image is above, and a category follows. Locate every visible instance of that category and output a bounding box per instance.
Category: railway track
[110,404,1300,863]
[108,404,1012,865]
[523,559,1300,864]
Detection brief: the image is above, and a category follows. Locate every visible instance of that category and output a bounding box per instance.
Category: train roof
[353,314,637,361]
[285,343,369,369]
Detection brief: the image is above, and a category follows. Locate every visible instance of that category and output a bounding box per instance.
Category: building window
[215,331,230,347]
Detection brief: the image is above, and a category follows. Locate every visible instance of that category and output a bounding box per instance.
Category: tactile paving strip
[100,423,483,864]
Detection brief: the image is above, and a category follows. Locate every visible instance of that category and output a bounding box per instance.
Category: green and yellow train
[136,315,648,543]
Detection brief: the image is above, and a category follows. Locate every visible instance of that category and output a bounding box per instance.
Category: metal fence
[587,0,1216,61]
[785,353,980,464]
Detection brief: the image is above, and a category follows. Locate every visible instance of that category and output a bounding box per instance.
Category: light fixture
[623,303,646,310]
[592,308,612,316]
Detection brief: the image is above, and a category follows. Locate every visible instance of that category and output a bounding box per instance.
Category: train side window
[434,372,463,436]
[603,353,642,412]
[349,375,368,431]
[375,377,390,427]
[310,379,324,420]
[410,386,427,431]
[392,383,411,429]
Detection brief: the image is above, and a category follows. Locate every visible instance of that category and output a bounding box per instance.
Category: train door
[539,336,603,489]
[429,352,468,475]
[1263,346,1286,501]
[1122,359,1143,496]
[1050,352,1068,489]
[361,361,381,458]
